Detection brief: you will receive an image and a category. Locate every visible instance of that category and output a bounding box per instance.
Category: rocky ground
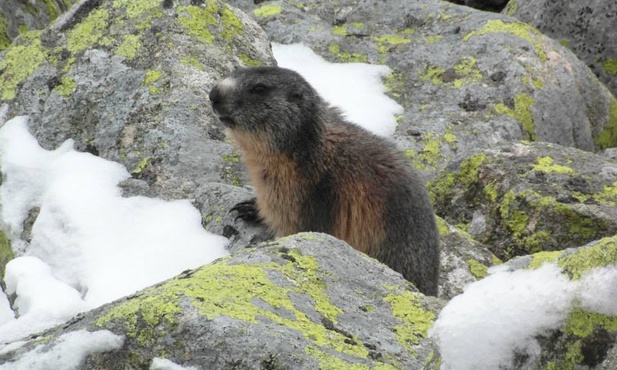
[0,0,616,369]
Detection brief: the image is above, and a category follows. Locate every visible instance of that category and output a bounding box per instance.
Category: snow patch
[0,330,123,370]
[272,43,403,137]
[0,117,229,344]
[150,357,200,370]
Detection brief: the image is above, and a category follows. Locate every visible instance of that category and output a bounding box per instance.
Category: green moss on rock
[327,43,368,63]
[220,6,243,42]
[178,4,217,43]
[466,259,489,279]
[67,8,112,53]
[532,156,575,175]
[180,56,204,70]
[602,58,617,76]
[451,57,482,88]
[558,235,617,280]
[252,4,282,18]
[420,65,446,85]
[596,98,617,149]
[0,15,10,50]
[0,34,48,100]
[464,20,547,62]
[115,34,142,60]
[0,230,13,280]
[528,250,562,269]
[384,289,436,352]
[239,53,262,67]
[373,35,411,54]
[56,76,76,96]
[494,93,536,141]
[112,0,161,19]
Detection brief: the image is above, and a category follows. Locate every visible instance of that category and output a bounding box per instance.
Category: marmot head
[209,67,324,142]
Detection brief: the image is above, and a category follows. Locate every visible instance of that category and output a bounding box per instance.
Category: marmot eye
[249,83,269,94]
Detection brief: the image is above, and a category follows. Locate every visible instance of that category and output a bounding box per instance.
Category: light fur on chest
[227,129,304,236]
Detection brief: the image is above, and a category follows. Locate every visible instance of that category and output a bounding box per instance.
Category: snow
[0,330,123,370]
[150,358,200,370]
[272,43,403,137]
[431,263,617,370]
[0,116,229,344]
[578,267,617,316]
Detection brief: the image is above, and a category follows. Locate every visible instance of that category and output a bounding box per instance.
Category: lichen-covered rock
[195,182,272,253]
[0,0,273,198]
[505,0,617,97]
[0,233,445,369]
[436,216,500,300]
[431,141,617,260]
[0,0,274,250]
[0,0,77,51]
[501,236,617,369]
[0,230,12,288]
[227,0,616,181]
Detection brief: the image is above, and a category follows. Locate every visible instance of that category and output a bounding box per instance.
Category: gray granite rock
[0,233,445,369]
[505,0,617,97]
[431,141,617,260]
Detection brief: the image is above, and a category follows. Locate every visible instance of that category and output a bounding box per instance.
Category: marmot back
[209,67,440,296]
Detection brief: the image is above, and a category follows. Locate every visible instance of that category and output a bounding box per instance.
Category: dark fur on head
[209,67,324,165]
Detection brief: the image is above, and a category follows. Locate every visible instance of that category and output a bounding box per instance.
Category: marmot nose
[209,86,221,105]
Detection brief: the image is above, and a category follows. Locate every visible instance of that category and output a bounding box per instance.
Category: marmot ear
[288,91,303,102]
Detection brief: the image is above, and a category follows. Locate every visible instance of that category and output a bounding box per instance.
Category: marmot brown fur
[209,67,440,295]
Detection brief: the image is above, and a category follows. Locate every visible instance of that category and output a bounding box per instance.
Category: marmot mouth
[217,115,236,127]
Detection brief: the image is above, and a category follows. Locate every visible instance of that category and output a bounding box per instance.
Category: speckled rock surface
[0,233,445,369]
[227,0,616,182]
[0,0,76,50]
[0,0,273,199]
[505,0,617,97]
[436,217,498,300]
[0,0,274,252]
[431,141,617,260]
[500,236,617,369]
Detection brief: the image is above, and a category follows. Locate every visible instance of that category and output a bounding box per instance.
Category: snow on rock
[431,262,617,370]
[272,43,403,137]
[0,116,229,344]
[0,330,124,370]
[150,358,200,370]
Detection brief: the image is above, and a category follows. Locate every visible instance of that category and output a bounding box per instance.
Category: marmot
[209,67,440,295]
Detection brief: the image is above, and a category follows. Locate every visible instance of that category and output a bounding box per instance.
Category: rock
[0,0,77,51]
[0,0,274,255]
[436,216,499,300]
[0,0,273,201]
[227,0,616,181]
[504,0,617,97]
[499,236,617,369]
[431,141,617,260]
[0,233,445,369]
[444,0,509,13]
[195,182,272,253]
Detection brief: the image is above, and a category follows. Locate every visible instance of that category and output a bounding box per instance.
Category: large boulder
[504,0,617,97]
[431,141,617,260]
[0,0,273,250]
[0,0,273,201]
[0,233,444,369]
[228,0,616,181]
